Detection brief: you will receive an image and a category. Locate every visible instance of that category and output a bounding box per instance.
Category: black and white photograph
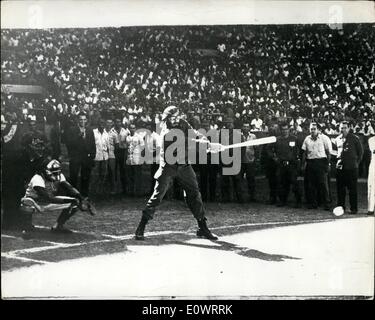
[1,0,374,300]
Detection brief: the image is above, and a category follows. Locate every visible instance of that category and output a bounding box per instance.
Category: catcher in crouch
[135,105,222,241]
[20,159,95,236]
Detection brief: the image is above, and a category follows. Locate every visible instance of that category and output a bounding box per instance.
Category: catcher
[20,159,95,237]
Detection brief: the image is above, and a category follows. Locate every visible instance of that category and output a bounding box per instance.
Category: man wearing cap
[301,123,332,210]
[134,105,221,240]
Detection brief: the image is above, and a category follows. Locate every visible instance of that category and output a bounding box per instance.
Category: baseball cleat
[134,234,145,240]
[196,229,218,240]
[197,218,218,240]
[135,216,148,240]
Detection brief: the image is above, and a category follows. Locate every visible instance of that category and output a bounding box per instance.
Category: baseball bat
[192,136,276,152]
[219,136,276,150]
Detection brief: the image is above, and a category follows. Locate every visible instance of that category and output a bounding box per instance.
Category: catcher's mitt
[79,198,97,216]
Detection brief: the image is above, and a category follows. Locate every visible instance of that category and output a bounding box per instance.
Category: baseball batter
[134,106,222,240]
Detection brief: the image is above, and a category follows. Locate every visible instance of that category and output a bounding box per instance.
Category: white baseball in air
[333,206,345,217]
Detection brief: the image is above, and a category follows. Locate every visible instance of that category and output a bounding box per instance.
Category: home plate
[2,217,374,298]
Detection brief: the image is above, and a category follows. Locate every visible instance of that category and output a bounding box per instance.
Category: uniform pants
[128,165,142,196]
[277,163,301,204]
[20,196,77,226]
[21,196,74,212]
[368,158,375,212]
[142,164,205,221]
[306,159,329,207]
[150,163,158,193]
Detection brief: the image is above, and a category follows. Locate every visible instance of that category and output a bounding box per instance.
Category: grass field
[1,176,374,299]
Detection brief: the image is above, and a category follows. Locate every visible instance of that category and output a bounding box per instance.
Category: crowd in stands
[2,24,374,128]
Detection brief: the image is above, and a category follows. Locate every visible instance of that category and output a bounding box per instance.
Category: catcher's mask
[45,159,62,182]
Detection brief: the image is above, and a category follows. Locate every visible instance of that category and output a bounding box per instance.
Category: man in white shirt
[106,118,118,194]
[301,123,332,210]
[126,123,145,196]
[93,118,110,194]
[251,114,263,131]
[113,117,130,195]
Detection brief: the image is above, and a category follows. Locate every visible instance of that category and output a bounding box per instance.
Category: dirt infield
[1,177,373,298]
[2,216,373,299]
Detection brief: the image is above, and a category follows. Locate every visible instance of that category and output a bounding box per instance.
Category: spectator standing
[126,123,145,196]
[261,124,279,204]
[199,120,219,202]
[93,118,110,194]
[334,121,364,214]
[241,123,257,202]
[106,118,117,194]
[220,118,243,203]
[21,116,51,183]
[302,123,332,210]
[113,117,130,195]
[60,109,76,152]
[65,112,96,197]
[251,113,263,131]
[273,123,302,207]
[44,101,61,159]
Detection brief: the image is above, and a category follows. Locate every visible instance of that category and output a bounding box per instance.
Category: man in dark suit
[65,112,96,197]
[334,121,364,214]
